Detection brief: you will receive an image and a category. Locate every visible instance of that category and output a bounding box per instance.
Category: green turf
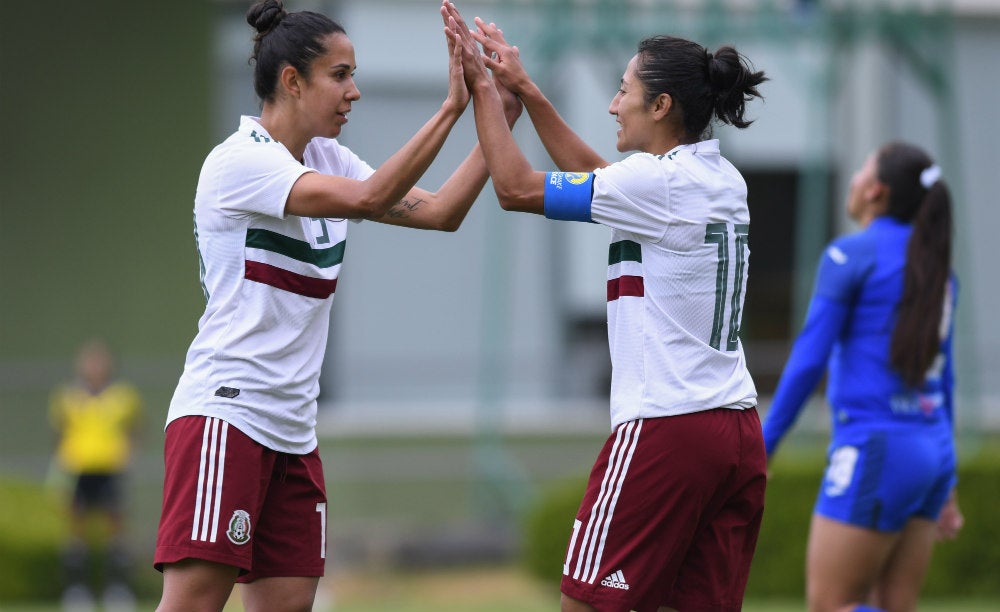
[2,599,999,612]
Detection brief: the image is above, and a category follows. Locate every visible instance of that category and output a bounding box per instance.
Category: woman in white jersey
[444,3,767,611]
[153,2,519,611]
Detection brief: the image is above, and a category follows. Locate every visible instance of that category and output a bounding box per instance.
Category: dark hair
[635,36,767,143]
[246,0,346,102]
[879,141,953,388]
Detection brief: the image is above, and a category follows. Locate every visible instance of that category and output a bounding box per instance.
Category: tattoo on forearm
[386,196,426,218]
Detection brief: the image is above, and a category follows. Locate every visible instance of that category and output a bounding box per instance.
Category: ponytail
[882,143,953,387]
[707,45,765,129]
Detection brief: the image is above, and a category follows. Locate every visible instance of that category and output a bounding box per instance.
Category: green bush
[520,478,586,585]
[744,451,826,598]
[521,449,1000,598]
[921,457,1000,596]
[0,476,66,602]
[0,476,163,604]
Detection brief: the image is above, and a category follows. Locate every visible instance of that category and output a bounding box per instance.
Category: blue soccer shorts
[815,418,955,532]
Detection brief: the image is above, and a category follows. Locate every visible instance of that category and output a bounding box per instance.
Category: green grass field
[2,566,997,612]
[3,427,998,610]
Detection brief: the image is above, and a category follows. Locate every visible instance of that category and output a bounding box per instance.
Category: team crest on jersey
[226,510,252,545]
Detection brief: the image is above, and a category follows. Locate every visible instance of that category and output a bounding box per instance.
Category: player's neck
[257,107,308,163]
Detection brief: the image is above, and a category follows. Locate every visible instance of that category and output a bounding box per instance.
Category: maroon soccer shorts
[154,416,327,581]
[560,408,766,612]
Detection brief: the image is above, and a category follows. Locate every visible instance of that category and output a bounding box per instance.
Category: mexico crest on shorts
[226,509,252,545]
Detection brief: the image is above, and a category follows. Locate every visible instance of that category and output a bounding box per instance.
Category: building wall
[297,1,1000,428]
[3,2,993,449]
[0,1,213,370]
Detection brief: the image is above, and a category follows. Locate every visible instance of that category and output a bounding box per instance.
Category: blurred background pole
[473,196,530,526]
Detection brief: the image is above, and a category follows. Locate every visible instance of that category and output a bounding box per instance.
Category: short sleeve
[335,147,375,182]
[305,137,376,181]
[590,154,671,242]
[300,138,376,224]
[207,142,313,220]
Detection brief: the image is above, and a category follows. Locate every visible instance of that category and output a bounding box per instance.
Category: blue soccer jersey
[762,216,957,530]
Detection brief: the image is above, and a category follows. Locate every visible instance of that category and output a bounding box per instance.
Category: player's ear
[651,93,672,120]
[868,180,886,205]
[280,66,303,99]
[867,181,890,216]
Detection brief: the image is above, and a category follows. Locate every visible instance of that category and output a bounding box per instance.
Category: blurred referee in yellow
[50,339,141,612]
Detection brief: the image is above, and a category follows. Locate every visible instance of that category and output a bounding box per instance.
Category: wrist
[440,97,466,118]
[504,101,523,127]
[471,80,496,97]
[520,82,545,107]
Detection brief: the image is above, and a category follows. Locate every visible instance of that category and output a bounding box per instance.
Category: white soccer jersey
[591,139,757,429]
[167,116,375,454]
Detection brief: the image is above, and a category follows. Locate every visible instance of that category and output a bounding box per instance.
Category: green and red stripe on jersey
[607,239,644,301]
[244,228,344,299]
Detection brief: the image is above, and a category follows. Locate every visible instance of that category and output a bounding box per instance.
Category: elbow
[495,183,535,213]
[436,216,463,233]
[492,166,544,213]
[355,193,393,220]
[497,194,520,212]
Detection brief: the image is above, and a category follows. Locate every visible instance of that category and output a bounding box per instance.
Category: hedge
[521,448,1000,598]
[0,476,161,603]
[0,478,66,601]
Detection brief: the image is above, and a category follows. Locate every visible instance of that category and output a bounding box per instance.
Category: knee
[157,560,239,612]
[241,578,319,612]
[156,592,232,612]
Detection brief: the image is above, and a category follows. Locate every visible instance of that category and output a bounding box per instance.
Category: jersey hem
[164,411,318,456]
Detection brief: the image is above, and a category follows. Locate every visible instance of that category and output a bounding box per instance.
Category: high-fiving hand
[442,2,470,113]
[470,18,532,98]
[441,1,491,90]
[441,1,522,122]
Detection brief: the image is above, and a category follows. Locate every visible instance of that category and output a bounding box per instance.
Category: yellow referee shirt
[50,382,141,474]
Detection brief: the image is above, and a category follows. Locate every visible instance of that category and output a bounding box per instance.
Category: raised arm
[443,1,547,215]
[372,142,508,232]
[473,18,608,172]
[284,20,470,221]
[372,33,523,231]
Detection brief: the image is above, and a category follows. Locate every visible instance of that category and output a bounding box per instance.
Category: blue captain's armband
[544,172,595,222]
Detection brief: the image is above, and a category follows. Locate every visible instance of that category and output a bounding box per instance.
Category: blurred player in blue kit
[762,142,964,612]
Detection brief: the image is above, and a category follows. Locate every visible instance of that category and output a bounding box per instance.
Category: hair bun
[706,46,739,94]
[247,0,286,36]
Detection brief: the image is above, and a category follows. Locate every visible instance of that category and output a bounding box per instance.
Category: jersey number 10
[704,223,749,351]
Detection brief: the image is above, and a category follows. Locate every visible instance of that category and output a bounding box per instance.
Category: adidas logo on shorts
[600,569,630,590]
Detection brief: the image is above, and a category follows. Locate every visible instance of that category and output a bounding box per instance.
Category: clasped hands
[441,1,525,121]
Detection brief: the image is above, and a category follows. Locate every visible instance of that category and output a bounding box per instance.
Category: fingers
[471,18,512,60]
[442,1,472,39]
[474,17,510,47]
[448,15,480,62]
[441,1,508,86]
[439,3,494,93]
